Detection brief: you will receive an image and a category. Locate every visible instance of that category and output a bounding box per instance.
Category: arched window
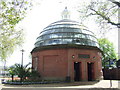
[34,57,38,71]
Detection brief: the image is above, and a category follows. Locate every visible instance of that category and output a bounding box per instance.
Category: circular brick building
[31,8,103,81]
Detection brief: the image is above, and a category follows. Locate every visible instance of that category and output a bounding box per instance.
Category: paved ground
[2,88,119,90]
[0,78,2,90]
[0,80,120,90]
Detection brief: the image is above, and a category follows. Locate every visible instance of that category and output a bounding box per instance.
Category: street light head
[21,49,25,52]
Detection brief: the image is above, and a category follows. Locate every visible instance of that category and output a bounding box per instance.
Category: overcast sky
[0,0,118,67]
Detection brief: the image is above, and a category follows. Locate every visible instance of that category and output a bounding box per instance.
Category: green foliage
[14,63,31,82]
[8,65,16,82]
[28,70,41,81]
[8,63,41,82]
[8,66,16,76]
[0,0,32,61]
[98,38,118,68]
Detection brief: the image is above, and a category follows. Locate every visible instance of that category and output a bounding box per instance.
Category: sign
[78,54,90,58]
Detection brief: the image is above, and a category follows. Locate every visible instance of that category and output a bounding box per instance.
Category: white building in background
[0,66,4,77]
[0,66,9,77]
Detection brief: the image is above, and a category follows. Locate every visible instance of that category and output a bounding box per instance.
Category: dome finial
[61,7,70,19]
[65,6,67,9]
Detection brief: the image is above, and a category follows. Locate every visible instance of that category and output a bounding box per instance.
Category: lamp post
[21,49,24,66]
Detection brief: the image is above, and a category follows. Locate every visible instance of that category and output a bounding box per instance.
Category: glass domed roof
[34,19,99,48]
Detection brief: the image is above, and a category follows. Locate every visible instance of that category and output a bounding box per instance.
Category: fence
[103,68,120,80]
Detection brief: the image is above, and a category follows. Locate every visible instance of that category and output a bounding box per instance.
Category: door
[74,62,81,81]
[87,62,94,81]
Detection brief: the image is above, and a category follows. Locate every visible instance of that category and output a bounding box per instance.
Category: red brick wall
[32,48,102,81]
[43,55,67,77]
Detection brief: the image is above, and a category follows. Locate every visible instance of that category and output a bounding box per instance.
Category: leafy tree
[8,65,16,82]
[0,0,32,61]
[77,0,119,37]
[14,63,31,82]
[28,70,41,81]
[8,63,41,82]
[98,38,118,68]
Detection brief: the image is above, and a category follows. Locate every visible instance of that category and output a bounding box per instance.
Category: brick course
[32,48,103,81]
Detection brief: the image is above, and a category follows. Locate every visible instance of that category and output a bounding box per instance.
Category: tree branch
[108,0,120,7]
[90,8,120,28]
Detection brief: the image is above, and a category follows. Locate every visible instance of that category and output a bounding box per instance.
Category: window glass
[74,34,82,38]
[34,57,38,71]
[47,39,60,45]
[82,34,86,38]
[50,34,58,38]
[35,20,99,48]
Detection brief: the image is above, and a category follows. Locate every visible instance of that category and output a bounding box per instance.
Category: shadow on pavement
[1,88,120,90]
[2,81,100,87]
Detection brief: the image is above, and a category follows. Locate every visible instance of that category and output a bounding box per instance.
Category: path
[1,80,120,90]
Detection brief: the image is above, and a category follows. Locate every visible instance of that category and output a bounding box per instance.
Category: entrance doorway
[87,62,94,81]
[74,62,81,81]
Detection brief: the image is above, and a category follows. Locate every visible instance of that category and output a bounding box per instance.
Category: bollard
[118,81,120,89]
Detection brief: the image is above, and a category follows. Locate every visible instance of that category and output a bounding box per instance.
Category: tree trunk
[20,77,23,82]
[11,75,14,82]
